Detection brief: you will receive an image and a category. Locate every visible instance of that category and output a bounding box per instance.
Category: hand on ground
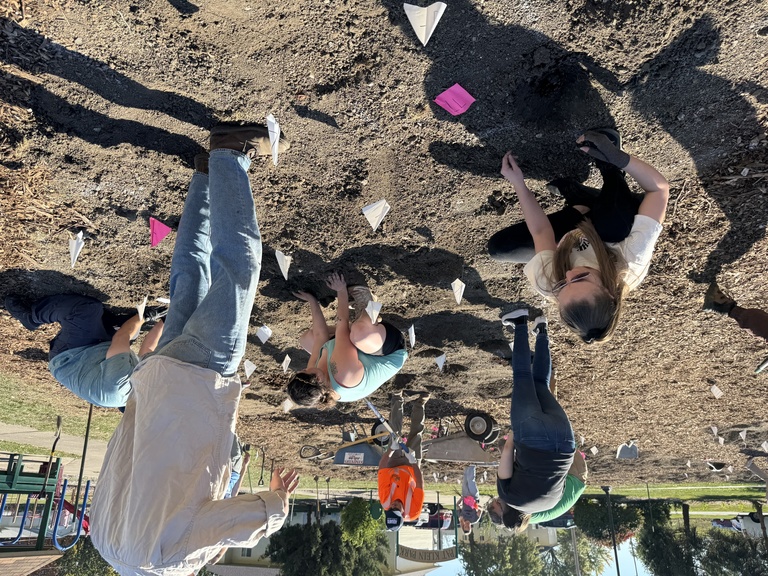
[500,152,526,190]
[293,291,318,304]
[326,272,347,293]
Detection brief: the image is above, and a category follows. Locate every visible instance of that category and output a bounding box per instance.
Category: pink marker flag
[149,217,172,247]
[434,83,476,116]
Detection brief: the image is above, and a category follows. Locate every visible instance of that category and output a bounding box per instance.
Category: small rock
[741,168,750,177]
[74,37,83,45]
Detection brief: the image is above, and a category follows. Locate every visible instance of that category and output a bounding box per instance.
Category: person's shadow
[0,269,116,361]
[167,0,199,15]
[380,0,622,181]
[625,15,768,281]
[0,19,214,164]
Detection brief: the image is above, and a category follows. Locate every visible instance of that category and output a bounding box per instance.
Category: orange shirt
[378,465,424,521]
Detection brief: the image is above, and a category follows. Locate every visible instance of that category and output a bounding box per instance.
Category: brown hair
[286,371,337,408]
[550,220,628,343]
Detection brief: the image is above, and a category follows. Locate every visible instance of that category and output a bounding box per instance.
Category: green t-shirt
[529,474,585,524]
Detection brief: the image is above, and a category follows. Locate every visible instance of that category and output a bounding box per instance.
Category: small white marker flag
[366,301,382,324]
[762,440,768,453]
[739,430,747,442]
[711,425,718,436]
[256,326,272,344]
[710,385,724,399]
[275,250,292,280]
[403,2,447,46]
[136,295,148,321]
[718,436,725,445]
[589,446,599,456]
[69,231,85,268]
[408,325,416,348]
[451,278,465,304]
[435,353,446,372]
[281,355,291,373]
[362,199,390,231]
[266,114,281,166]
[244,359,257,379]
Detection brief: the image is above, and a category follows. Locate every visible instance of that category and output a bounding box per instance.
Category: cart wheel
[464,412,495,442]
[749,512,761,523]
[483,428,501,444]
[371,422,392,446]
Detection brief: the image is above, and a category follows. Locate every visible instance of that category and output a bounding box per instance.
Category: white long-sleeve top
[91,356,287,576]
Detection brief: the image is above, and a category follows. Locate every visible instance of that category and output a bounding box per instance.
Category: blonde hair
[551,220,628,343]
[513,513,531,534]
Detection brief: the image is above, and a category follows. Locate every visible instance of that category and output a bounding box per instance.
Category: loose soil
[1,0,767,488]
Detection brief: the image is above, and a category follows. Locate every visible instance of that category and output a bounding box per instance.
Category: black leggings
[488,163,643,263]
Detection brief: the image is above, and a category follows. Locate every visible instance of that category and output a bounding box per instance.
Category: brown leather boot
[209,124,290,158]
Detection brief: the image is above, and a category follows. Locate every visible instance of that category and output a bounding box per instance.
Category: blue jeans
[154,149,261,377]
[29,294,119,360]
[510,322,575,453]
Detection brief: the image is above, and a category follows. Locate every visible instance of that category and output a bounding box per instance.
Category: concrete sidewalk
[0,422,108,480]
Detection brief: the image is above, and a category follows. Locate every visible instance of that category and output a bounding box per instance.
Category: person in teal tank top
[286,272,407,406]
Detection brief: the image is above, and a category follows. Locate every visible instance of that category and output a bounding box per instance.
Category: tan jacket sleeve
[186,490,288,554]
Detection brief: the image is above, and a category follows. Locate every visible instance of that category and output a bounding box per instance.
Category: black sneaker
[703,282,736,315]
[531,316,548,335]
[4,296,39,331]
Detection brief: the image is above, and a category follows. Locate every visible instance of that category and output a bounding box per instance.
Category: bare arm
[501,152,557,253]
[295,292,331,369]
[106,314,142,359]
[326,273,364,386]
[138,320,164,357]
[497,434,515,480]
[567,450,588,483]
[624,156,670,224]
[577,132,669,224]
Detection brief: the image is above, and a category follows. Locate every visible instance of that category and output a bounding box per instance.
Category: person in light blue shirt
[286,273,407,407]
[5,294,164,407]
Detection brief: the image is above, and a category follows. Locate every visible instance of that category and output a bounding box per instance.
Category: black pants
[488,163,643,263]
[30,294,130,360]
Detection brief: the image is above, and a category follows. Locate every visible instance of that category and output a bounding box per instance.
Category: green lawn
[0,373,121,441]
[0,440,80,459]
[583,483,765,502]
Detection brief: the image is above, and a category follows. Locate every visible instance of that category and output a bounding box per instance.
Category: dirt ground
[1,0,767,488]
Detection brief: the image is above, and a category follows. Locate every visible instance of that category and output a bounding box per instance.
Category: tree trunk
[682,503,691,538]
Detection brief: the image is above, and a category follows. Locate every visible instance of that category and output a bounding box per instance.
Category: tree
[573,497,643,545]
[635,503,698,576]
[544,529,611,576]
[700,530,768,576]
[461,535,544,576]
[55,537,118,576]
[264,520,387,576]
[341,498,383,548]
